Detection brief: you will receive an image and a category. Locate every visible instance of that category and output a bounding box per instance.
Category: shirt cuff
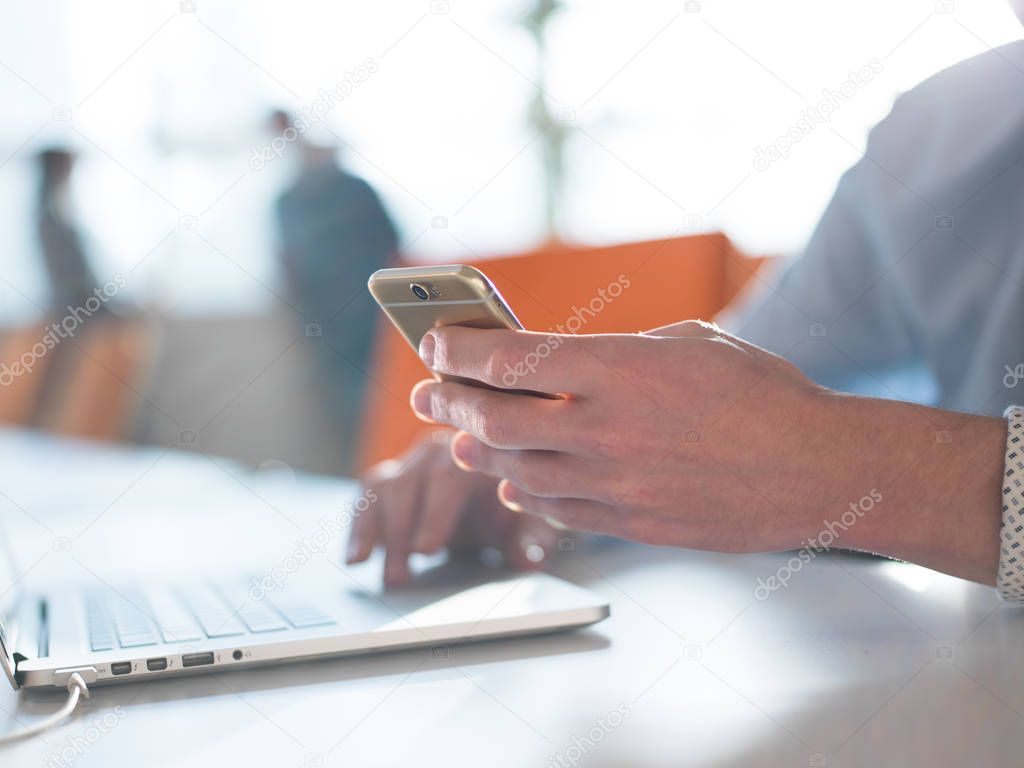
[997,405,1024,601]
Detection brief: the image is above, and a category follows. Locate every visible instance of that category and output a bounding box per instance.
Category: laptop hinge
[14,595,45,652]
[0,611,20,690]
[36,597,49,659]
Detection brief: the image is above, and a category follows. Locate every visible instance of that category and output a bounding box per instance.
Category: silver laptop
[1,532,609,691]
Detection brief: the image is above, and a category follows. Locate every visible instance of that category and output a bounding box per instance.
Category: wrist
[813,391,1004,583]
[782,388,888,551]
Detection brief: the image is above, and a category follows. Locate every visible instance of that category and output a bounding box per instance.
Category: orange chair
[0,323,55,426]
[44,318,154,441]
[0,317,154,442]
[356,233,768,471]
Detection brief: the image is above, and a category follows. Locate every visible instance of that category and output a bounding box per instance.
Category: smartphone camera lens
[410,283,430,301]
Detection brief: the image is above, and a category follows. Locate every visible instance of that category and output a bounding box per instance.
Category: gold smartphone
[368,264,527,390]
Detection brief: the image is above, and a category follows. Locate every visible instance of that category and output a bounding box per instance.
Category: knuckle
[588,428,629,459]
[428,386,453,423]
[682,319,715,335]
[484,346,521,387]
[472,398,510,446]
[432,329,458,371]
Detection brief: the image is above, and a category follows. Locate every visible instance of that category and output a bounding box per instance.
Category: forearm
[819,392,1004,585]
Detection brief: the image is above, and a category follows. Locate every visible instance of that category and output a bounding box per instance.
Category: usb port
[181,652,215,668]
[146,658,167,671]
[110,662,132,676]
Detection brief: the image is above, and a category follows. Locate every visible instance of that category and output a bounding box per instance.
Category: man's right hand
[346,432,558,585]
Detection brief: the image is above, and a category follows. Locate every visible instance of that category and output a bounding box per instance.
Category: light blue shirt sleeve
[718,39,1024,416]
[721,154,917,383]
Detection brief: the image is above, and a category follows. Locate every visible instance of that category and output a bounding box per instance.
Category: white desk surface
[0,430,1021,767]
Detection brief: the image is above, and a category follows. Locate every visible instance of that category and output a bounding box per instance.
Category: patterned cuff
[997,405,1024,601]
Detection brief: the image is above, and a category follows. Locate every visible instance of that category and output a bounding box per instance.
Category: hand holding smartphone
[369,264,551,394]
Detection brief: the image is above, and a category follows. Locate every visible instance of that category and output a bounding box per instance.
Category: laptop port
[181,652,215,668]
[146,657,168,671]
[110,662,132,676]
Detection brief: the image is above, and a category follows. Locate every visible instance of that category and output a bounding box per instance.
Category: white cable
[0,672,90,745]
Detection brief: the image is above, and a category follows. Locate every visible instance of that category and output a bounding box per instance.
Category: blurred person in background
[35,147,105,315]
[271,110,399,474]
[347,14,1024,590]
[30,146,125,424]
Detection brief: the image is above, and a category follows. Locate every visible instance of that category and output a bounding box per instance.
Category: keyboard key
[85,591,161,649]
[274,601,335,629]
[89,631,115,652]
[208,584,286,633]
[199,615,246,638]
[287,614,335,628]
[87,606,116,650]
[111,605,159,647]
[146,590,205,643]
[85,582,337,649]
[180,589,246,638]
[118,632,158,648]
[236,604,287,633]
[159,625,204,643]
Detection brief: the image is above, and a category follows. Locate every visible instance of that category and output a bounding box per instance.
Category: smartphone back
[367,264,522,353]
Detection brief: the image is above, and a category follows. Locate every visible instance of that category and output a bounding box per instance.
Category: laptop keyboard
[85,585,335,652]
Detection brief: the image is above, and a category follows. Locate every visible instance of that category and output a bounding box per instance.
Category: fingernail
[419,332,436,369]
[345,536,360,563]
[412,384,433,419]
[499,481,523,512]
[451,433,475,468]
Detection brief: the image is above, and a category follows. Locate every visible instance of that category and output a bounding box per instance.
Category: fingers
[348,431,583,584]
[450,432,611,502]
[504,514,558,571]
[411,469,464,555]
[345,490,381,564]
[498,480,620,535]
[346,458,405,565]
[380,469,422,586]
[420,326,596,394]
[411,379,573,450]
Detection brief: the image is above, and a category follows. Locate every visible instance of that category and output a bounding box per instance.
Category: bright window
[0,0,1019,318]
